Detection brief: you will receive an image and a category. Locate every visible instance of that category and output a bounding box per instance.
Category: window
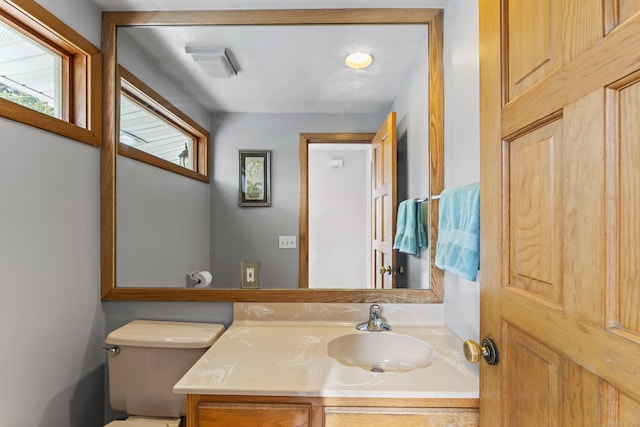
[120,86,195,170]
[117,66,209,181]
[0,1,100,146]
[0,20,62,117]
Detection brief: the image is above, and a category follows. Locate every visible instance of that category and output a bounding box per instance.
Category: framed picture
[239,150,271,207]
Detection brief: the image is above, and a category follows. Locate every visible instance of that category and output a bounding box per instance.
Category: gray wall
[209,113,384,288]
[0,114,104,426]
[116,156,210,287]
[0,1,106,426]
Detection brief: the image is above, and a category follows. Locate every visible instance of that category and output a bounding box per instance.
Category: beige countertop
[173,303,479,399]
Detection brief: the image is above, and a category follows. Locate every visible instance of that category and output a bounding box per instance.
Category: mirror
[101,9,444,303]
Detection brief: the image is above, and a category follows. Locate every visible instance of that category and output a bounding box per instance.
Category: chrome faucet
[356,304,392,332]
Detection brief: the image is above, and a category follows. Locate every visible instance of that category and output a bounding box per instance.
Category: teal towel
[393,198,427,256]
[435,183,480,281]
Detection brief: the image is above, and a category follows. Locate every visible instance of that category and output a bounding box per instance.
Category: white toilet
[103,320,225,427]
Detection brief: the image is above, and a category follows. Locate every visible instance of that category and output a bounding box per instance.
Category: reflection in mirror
[306,141,374,289]
[302,32,431,291]
[100,9,444,303]
[115,41,211,288]
[120,82,196,170]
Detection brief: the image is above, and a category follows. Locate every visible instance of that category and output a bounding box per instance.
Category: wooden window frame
[0,0,100,146]
[117,65,210,182]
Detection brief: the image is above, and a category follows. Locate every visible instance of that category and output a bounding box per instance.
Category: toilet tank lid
[105,320,225,349]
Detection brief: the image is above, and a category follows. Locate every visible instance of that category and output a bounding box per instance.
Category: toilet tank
[105,320,225,418]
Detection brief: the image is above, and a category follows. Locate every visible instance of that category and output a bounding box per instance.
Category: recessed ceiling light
[345,52,373,69]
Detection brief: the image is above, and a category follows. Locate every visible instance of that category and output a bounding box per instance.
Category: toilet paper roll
[192,271,212,288]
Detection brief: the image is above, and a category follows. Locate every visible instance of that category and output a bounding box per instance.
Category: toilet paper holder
[186,271,212,288]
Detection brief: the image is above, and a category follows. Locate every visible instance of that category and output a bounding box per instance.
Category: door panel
[505,323,611,426]
[618,79,640,334]
[560,89,606,325]
[507,0,559,99]
[560,360,601,427]
[504,326,561,427]
[480,0,640,425]
[619,392,640,423]
[506,0,602,100]
[559,0,602,64]
[618,0,640,24]
[508,120,562,306]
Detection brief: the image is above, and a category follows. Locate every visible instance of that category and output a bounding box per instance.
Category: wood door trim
[428,10,445,300]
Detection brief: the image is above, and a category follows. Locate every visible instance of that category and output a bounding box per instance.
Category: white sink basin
[327,332,436,373]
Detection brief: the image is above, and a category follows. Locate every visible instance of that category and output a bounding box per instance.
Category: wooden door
[372,112,397,289]
[480,0,640,425]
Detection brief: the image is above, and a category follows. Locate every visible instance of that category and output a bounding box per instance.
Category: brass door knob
[463,337,499,365]
[379,265,392,275]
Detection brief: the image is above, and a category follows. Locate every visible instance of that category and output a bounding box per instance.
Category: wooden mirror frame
[100,8,444,303]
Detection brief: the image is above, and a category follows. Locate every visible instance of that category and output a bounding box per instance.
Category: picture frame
[239,150,271,207]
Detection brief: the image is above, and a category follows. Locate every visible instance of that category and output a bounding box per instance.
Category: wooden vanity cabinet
[186,394,478,427]
[194,402,312,427]
[324,407,479,426]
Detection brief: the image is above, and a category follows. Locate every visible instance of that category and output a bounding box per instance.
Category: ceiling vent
[185,46,238,78]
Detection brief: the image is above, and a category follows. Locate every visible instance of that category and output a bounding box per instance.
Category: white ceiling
[120,25,428,114]
[91,0,436,114]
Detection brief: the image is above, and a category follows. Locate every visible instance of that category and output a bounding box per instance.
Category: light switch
[278,235,297,249]
[329,158,344,168]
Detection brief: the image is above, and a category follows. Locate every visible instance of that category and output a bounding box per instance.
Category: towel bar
[416,194,440,202]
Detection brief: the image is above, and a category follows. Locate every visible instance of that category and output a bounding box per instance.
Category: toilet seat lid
[105,320,225,349]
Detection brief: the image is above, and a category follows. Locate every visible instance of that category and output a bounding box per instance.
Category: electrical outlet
[278,235,297,249]
[241,261,260,288]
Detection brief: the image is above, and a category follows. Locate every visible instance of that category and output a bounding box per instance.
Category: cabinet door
[323,407,478,427]
[197,402,311,427]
